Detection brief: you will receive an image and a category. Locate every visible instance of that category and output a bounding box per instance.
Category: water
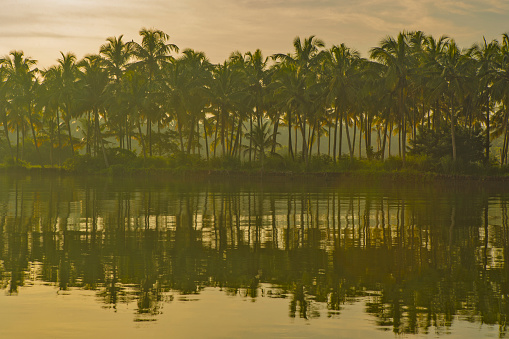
[0,174,507,338]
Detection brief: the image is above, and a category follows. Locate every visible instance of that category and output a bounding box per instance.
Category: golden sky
[1,0,508,67]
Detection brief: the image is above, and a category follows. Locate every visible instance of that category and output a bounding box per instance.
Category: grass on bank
[2,147,509,178]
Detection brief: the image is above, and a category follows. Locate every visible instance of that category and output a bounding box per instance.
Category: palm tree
[492,33,509,164]
[427,40,471,162]
[243,120,280,169]
[166,49,212,154]
[324,43,362,161]
[245,49,271,161]
[56,52,82,156]
[1,51,40,163]
[370,32,415,165]
[131,28,178,156]
[471,37,500,164]
[208,60,246,157]
[120,68,149,158]
[0,66,14,160]
[78,54,110,166]
[100,35,134,149]
[273,36,325,161]
[420,34,450,130]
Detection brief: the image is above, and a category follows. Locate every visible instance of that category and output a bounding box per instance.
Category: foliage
[1,29,509,176]
[409,126,485,166]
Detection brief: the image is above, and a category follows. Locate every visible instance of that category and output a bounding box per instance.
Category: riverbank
[3,163,509,185]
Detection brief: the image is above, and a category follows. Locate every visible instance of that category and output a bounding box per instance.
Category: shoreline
[3,166,509,184]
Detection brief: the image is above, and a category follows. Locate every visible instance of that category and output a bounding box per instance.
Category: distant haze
[1,0,508,67]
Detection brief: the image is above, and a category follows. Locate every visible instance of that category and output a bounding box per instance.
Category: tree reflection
[0,176,507,336]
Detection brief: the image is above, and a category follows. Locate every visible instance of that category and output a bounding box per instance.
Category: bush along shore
[3,149,509,183]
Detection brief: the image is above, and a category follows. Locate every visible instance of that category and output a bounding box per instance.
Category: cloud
[0,0,507,66]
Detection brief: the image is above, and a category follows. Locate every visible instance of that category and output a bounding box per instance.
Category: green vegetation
[1,29,509,176]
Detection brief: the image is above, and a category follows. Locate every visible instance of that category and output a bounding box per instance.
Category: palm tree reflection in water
[0,175,507,335]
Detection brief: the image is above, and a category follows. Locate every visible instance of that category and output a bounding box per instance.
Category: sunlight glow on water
[0,281,500,339]
[0,175,507,338]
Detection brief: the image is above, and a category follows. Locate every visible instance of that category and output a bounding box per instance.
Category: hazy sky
[1,0,508,68]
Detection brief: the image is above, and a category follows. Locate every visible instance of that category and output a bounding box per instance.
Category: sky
[0,0,508,68]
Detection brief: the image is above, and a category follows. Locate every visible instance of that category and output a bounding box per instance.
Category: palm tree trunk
[502,105,509,165]
[333,108,339,161]
[229,118,236,156]
[66,116,74,157]
[272,118,279,154]
[339,115,343,160]
[294,126,298,158]
[55,106,62,162]
[221,107,226,156]
[196,120,200,155]
[300,116,307,160]
[177,117,185,152]
[94,108,100,157]
[352,118,357,157]
[49,115,54,166]
[381,119,389,160]
[249,115,253,162]
[388,123,393,158]
[451,95,457,162]
[344,115,353,160]
[232,118,242,157]
[358,117,362,159]
[186,116,196,154]
[147,117,152,157]
[203,119,209,161]
[213,118,218,157]
[328,123,331,157]
[398,123,401,158]
[125,114,129,150]
[2,113,13,161]
[502,127,508,165]
[28,103,41,164]
[309,120,316,157]
[288,111,293,160]
[16,122,19,162]
[95,107,109,168]
[485,96,490,164]
[87,111,91,155]
[137,118,146,159]
[399,89,406,165]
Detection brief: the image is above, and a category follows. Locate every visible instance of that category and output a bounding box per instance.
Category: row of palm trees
[1,28,509,167]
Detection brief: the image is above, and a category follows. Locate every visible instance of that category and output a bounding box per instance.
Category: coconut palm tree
[471,37,500,164]
[245,49,271,161]
[0,66,14,160]
[100,35,135,149]
[324,43,362,161]
[491,34,509,164]
[370,32,415,164]
[273,36,325,161]
[1,51,41,163]
[208,60,246,157]
[166,49,212,154]
[420,34,450,130]
[78,54,110,166]
[131,28,178,156]
[427,40,472,162]
[243,120,280,169]
[120,68,149,159]
[56,52,82,156]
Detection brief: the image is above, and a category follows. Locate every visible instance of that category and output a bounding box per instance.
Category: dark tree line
[1,29,509,167]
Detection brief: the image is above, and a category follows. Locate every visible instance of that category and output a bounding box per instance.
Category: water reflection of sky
[0,176,508,337]
[0,282,498,339]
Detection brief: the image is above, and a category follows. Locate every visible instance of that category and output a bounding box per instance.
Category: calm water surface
[0,174,507,338]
